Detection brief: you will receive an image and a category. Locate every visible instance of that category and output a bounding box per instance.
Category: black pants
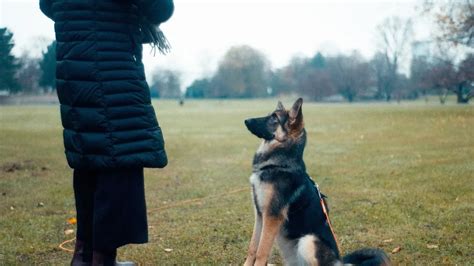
[73,168,148,253]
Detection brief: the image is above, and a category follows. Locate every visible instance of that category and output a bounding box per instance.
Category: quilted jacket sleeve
[39,0,54,20]
[139,0,174,25]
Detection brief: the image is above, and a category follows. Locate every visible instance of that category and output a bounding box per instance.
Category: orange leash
[313,180,341,255]
[59,187,248,253]
[147,187,248,212]
[59,237,75,253]
[320,197,341,254]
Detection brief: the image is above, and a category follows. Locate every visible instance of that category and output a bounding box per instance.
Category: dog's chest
[250,172,269,211]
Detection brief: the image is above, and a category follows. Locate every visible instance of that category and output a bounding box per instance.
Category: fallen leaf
[37,202,44,207]
[442,256,451,263]
[164,248,173,252]
[427,244,439,249]
[64,229,74,235]
[10,206,14,210]
[391,246,401,254]
[383,238,393,243]
[67,217,77,225]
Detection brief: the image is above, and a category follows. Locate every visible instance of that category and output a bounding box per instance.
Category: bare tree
[150,68,182,98]
[298,53,335,101]
[272,53,335,101]
[298,68,335,101]
[39,41,56,91]
[410,55,433,101]
[393,73,415,102]
[272,56,306,97]
[270,67,293,96]
[375,16,413,101]
[423,0,474,47]
[434,59,457,104]
[185,78,211,98]
[370,52,391,100]
[410,49,473,104]
[16,53,41,94]
[451,53,474,103]
[326,51,371,102]
[212,45,270,98]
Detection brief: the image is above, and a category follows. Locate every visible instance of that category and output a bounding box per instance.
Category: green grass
[0,100,473,265]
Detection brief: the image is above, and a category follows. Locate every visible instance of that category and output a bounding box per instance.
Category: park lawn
[0,99,473,265]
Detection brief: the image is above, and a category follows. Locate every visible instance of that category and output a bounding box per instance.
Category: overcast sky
[1,0,431,88]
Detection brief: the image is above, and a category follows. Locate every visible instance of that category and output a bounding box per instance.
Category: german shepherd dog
[243,98,390,266]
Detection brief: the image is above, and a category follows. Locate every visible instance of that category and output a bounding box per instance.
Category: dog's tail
[342,248,390,266]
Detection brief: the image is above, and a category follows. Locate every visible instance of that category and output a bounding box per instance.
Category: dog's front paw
[253,260,267,266]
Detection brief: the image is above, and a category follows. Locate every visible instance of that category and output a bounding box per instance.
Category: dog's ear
[289,98,303,129]
[276,101,285,111]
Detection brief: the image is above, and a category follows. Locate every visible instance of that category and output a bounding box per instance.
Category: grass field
[0,99,473,265]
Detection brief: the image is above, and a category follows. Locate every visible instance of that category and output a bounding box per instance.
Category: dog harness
[312,179,341,255]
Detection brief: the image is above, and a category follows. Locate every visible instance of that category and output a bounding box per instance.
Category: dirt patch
[1,160,50,173]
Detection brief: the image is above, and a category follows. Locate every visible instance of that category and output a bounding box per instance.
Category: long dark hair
[121,0,173,54]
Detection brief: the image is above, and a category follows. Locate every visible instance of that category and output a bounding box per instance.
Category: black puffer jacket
[39,0,173,169]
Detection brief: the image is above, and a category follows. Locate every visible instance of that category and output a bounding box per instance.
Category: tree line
[0,28,56,95]
[1,0,472,103]
[183,46,472,104]
[184,1,472,103]
[184,2,473,104]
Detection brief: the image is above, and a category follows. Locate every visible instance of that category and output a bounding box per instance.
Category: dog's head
[244,98,304,143]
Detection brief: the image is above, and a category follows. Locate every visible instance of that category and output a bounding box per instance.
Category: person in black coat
[39,0,174,265]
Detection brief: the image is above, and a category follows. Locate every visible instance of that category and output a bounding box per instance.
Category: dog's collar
[256,163,290,171]
[265,136,286,143]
